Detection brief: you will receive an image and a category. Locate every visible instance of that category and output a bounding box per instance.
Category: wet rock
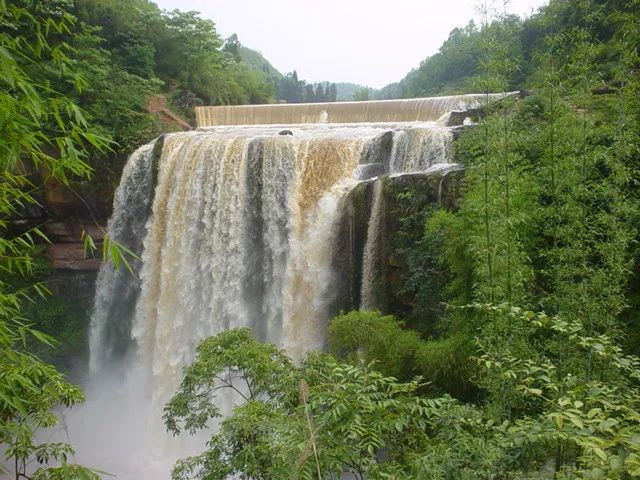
[46,243,101,271]
[441,110,475,127]
[279,129,293,136]
[386,167,465,209]
[331,180,375,312]
[331,168,466,317]
[380,169,465,313]
[45,221,106,243]
[355,163,386,180]
[360,131,393,168]
[43,177,114,220]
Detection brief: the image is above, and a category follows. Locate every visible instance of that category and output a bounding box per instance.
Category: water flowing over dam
[76,95,488,478]
[195,93,505,127]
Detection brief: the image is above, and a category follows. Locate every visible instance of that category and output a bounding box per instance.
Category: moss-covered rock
[331,168,464,331]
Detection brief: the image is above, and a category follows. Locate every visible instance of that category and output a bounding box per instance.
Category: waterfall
[389,125,453,172]
[359,180,384,310]
[89,141,158,371]
[78,98,479,478]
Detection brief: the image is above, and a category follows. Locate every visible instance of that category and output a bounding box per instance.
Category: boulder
[44,221,106,243]
[360,131,393,168]
[355,163,386,180]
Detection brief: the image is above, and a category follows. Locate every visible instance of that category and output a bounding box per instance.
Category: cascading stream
[78,94,492,479]
[389,125,453,172]
[360,180,385,311]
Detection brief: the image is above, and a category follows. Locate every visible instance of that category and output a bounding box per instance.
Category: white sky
[152,0,549,89]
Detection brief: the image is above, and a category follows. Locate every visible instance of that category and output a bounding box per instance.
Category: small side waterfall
[77,94,492,478]
[359,180,384,310]
[389,125,453,172]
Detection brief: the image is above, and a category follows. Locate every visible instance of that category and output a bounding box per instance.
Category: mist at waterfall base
[64,97,480,479]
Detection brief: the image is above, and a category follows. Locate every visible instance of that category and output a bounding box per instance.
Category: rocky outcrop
[44,221,105,271]
[356,163,386,180]
[6,172,114,320]
[332,180,375,312]
[331,167,465,317]
[39,178,112,272]
[360,131,393,168]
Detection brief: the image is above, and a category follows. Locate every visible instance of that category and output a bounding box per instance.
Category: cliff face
[44,180,111,269]
[331,168,464,324]
[2,175,116,375]
[17,98,190,296]
[7,175,114,320]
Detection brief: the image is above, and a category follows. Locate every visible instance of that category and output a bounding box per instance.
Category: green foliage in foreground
[24,295,91,374]
[0,1,110,477]
[165,329,447,480]
[14,0,281,183]
[167,316,640,479]
[328,311,476,398]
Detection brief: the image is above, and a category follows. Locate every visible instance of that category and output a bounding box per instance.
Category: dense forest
[7,0,278,176]
[375,0,638,100]
[2,0,640,479]
[276,71,339,104]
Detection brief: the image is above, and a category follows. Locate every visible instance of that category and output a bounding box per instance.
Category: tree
[329,311,476,398]
[314,83,325,102]
[164,329,454,480]
[223,33,242,62]
[166,312,640,479]
[353,87,370,101]
[74,0,274,111]
[279,71,304,103]
[0,1,110,477]
[290,359,439,480]
[163,329,297,479]
[304,84,315,103]
[74,0,164,79]
[327,83,338,102]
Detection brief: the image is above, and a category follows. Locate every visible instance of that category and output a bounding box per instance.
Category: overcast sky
[152,0,549,88]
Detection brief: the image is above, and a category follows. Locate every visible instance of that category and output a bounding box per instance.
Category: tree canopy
[0,1,110,477]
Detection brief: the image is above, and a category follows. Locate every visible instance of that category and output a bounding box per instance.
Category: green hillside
[321,82,371,101]
[238,45,283,81]
[235,42,374,103]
